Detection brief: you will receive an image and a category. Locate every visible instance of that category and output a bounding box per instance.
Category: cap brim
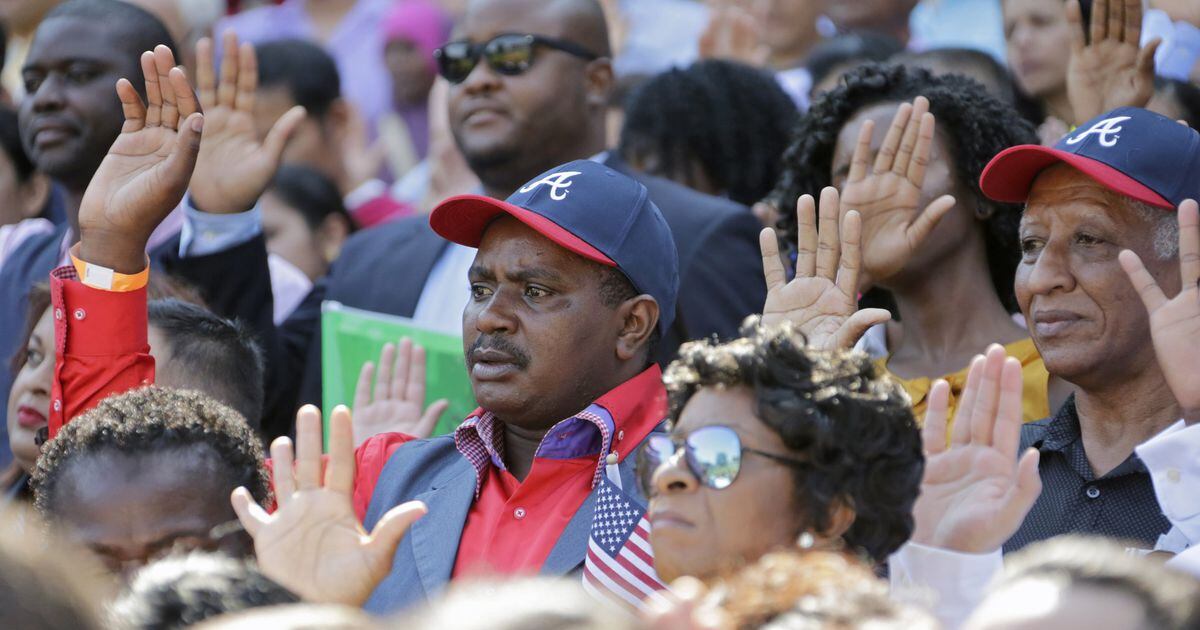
[980,145,1174,209]
[429,194,616,266]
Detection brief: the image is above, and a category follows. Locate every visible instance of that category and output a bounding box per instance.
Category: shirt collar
[453,365,666,498]
[1035,394,1149,479]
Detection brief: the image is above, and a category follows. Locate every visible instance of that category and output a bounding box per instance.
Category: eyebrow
[469,265,566,284]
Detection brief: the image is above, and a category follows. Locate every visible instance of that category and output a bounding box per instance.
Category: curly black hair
[619,59,798,206]
[31,387,270,515]
[663,319,924,563]
[772,63,1038,312]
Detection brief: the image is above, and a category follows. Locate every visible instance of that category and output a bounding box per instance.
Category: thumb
[367,500,427,559]
[906,195,956,249]
[832,308,891,350]
[162,113,204,192]
[263,105,306,164]
[999,449,1042,528]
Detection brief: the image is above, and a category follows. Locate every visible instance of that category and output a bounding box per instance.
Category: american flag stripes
[581,473,669,610]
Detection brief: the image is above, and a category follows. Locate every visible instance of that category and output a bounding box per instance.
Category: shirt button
[514,507,527,520]
[617,430,625,441]
[73,308,86,320]
[52,400,61,412]
[1167,469,1182,483]
[54,308,63,320]
[1085,485,1101,499]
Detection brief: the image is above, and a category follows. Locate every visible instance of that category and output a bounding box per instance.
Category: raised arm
[1067,0,1161,124]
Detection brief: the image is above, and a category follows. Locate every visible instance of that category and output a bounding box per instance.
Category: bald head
[462,0,611,57]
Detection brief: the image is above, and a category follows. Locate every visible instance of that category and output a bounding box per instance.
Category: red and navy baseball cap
[430,160,680,335]
[981,107,1200,210]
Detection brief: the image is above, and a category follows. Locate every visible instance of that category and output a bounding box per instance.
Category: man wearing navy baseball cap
[955,107,1200,553]
[333,160,679,611]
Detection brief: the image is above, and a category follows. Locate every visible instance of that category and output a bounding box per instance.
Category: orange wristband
[70,245,150,292]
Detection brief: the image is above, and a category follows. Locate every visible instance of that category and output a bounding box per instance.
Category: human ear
[584,58,615,112]
[316,214,352,264]
[815,499,857,544]
[614,295,659,362]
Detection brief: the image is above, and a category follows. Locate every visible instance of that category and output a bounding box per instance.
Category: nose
[1021,239,1076,298]
[30,351,53,397]
[472,288,518,335]
[653,450,699,496]
[458,53,503,96]
[30,73,67,113]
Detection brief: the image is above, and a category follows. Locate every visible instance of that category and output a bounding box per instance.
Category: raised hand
[1067,0,1161,124]
[352,339,450,446]
[838,96,956,284]
[78,45,204,273]
[188,31,306,215]
[760,187,891,350]
[231,405,426,605]
[910,345,1042,553]
[1119,200,1200,423]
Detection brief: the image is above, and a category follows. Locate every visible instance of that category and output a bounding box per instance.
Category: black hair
[894,48,1016,104]
[805,33,905,92]
[595,265,661,365]
[1154,78,1200,131]
[31,386,271,515]
[268,164,354,232]
[0,106,36,183]
[44,0,178,62]
[773,63,1038,312]
[664,320,924,563]
[256,39,341,119]
[113,552,299,630]
[148,299,265,428]
[618,59,798,205]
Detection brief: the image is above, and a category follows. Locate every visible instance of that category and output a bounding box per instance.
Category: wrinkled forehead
[1022,164,1134,226]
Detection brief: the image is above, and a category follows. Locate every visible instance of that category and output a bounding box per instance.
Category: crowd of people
[1,0,1199,628]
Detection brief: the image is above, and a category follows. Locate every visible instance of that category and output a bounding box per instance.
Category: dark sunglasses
[636,425,808,497]
[434,33,600,84]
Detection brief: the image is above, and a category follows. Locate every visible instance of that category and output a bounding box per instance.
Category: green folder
[320,301,476,440]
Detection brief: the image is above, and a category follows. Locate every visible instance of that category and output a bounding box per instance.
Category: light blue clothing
[178,197,262,257]
[614,0,709,76]
[909,0,1007,61]
[1143,9,1200,82]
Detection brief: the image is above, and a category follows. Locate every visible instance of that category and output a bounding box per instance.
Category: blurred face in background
[260,190,349,282]
[1004,0,1073,99]
[759,0,822,66]
[6,307,52,473]
[386,37,438,106]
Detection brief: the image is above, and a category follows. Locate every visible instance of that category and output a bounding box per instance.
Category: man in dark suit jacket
[287,0,765,407]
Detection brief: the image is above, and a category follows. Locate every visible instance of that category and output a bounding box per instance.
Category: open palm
[911,346,1042,553]
[232,405,426,606]
[760,187,890,350]
[352,339,449,446]
[839,97,956,284]
[79,46,203,261]
[1066,0,1160,124]
[189,32,305,215]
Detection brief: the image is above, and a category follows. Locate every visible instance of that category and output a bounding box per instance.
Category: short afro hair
[43,0,178,62]
[772,63,1038,312]
[31,386,270,516]
[663,319,923,563]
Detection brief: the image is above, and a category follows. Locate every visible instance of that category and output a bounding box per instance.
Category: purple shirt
[217,0,396,130]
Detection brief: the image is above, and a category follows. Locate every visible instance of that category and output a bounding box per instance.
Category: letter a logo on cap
[518,171,582,201]
[1066,115,1132,148]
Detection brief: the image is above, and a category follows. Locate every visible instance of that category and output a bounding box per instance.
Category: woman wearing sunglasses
[642,320,924,582]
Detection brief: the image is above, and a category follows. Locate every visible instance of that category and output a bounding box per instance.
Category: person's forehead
[26,16,135,69]
[1023,166,1131,225]
[457,0,571,41]
[56,447,232,520]
[474,217,594,276]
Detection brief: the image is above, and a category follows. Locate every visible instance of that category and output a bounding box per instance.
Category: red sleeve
[49,266,154,438]
[353,432,420,522]
[348,195,414,229]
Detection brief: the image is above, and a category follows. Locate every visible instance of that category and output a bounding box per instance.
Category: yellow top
[874,338,1050,426]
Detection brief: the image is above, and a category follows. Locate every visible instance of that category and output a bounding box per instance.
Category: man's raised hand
[189,31,305,215]
[910,345,1042,553]
[1119,200,1200,423]
[838,96,956,284]
[78,45,203,273]
[352,338,450,446]
[760,187,891,350]
[231,405,426,606]
[1067,0,1160,124]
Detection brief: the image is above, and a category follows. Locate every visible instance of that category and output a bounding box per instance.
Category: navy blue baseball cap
[981,107,1200,210]
[430,160,680,335]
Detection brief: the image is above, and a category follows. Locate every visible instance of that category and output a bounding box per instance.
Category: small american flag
[582,473,669,610]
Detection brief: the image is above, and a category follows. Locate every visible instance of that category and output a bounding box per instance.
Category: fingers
[415,400,450,439]
[893,97,928,177]
[404,342,427,404]
[269,435,296,507]
[196,37,216,109]
[1000,449,1043,527]
[1122,0,1141,44]
[760,228,788,291]
[235,42,258,113]
[375,343,396,402]
[795,195,818,278]
[294,405,324,491]
[832,308,891,351]
[1106,0,1123,44]
[814,187,842,281]
[834,210,864,297]
[1092,0,1108,43]
[116,79,147,133]
[170,67,199,120]
[141,51,163,128]
[1138,39,1162,80]
[230,487,269,538]
[154,45,180,129]
[993,357,1026,461]
[905,111,936,185]
[1179,200,1200,288]
[354,361,375,411]
[1067,0,1086,54]
[325,405,356,493]
[846,120,875,184]
[951,355,985,446]
[906,195,956,249]
[969,345,1007,446]
[160,113,205,190]
[367,500,428,558]
[873,102,913,175]
[217,30,240,109]
[922,379,951,455]
[1118,249,1169,312]
[262,105,307,165]
[392,339,415,401]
